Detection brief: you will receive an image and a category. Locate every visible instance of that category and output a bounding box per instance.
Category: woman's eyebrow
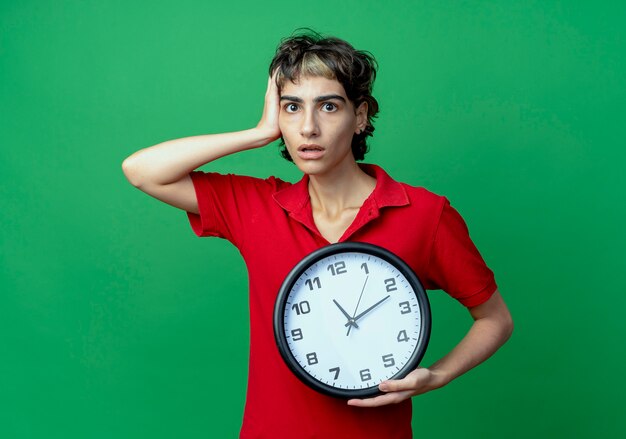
[280,94,347,103]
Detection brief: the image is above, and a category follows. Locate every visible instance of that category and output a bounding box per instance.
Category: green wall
[1,1,624,437]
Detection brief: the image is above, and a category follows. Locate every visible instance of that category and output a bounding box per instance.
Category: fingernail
[379,383,388,391]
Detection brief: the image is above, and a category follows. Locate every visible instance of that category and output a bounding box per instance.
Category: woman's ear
[355,101,368,133]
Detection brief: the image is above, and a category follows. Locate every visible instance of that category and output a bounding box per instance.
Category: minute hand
[345,295,391,326]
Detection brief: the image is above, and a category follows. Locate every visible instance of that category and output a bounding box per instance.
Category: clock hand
[347,275,369,336]
[345,295,391,327]
[333,299,359,329]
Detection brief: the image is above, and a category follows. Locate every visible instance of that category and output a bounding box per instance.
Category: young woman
[122,30,513,439]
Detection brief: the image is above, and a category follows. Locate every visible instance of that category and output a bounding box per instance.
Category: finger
[378,379,413,393]
[347,390,412,408]
[266,74,275,95]
[379,369,428,393]
[267,73,280,99]
[270,68,280,88]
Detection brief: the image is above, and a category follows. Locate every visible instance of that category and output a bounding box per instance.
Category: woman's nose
[300,109,319,137]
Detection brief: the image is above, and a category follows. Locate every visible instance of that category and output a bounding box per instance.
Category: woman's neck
[307,161,377,217]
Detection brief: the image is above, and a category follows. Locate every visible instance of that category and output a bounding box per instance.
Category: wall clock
[274,242,431,398]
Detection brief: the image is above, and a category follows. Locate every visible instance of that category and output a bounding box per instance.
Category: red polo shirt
[186,164,496,438]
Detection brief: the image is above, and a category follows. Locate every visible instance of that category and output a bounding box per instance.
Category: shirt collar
[272,163,410,214]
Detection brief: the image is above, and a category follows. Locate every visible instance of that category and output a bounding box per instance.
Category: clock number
[292,300,311,315]
[306,352,318,366]
[329,367,340,380]
[327,261,347,276]
[360,262,369,274]
[382,353,395,368]
[397,329,409,342]
[399,301,411,314]
[360,369,372,382]
[384,278,397,292]
[305,277,321,291]
[290,328,303,341]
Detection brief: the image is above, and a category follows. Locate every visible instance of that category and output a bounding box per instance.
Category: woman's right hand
[123,69,285,213]
[256,69,282,143]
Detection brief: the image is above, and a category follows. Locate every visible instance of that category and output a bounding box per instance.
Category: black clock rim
[273,242,431,399]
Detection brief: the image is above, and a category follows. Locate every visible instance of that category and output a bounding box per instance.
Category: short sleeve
[426,198,497,308]
[186,171,279,248]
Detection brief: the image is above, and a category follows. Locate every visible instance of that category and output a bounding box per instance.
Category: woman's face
[279,75,367,177]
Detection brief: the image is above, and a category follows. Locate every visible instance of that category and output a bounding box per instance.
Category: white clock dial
[275,243,431,398]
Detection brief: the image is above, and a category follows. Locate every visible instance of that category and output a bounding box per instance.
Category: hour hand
[333,299,358,329]
[345,295,391,326]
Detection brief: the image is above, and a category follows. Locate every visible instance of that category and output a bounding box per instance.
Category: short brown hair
[269,29,380,162]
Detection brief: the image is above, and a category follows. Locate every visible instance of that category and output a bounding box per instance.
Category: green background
[1,0,624,437]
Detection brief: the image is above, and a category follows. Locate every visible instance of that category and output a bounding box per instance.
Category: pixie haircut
[268,29,380,162]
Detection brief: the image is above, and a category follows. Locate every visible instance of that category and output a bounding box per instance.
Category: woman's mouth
[297,144,325,160]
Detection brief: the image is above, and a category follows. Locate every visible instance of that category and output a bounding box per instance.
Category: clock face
[274,242,431,398]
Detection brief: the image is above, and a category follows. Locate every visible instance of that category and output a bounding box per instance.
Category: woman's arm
[347,289,513,407]
[121,72,281,214]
